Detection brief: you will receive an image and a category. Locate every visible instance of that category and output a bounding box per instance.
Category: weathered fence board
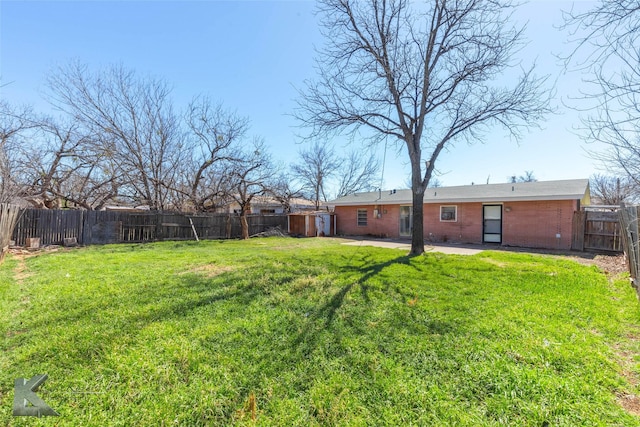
[571,211,585,251]
[584,211,622,252]
[0,204,21,261]
[619,205,639,298]
[13,209,84,247]
[81,211,127,245]
[12,209,288,246]
[572,209,622,253]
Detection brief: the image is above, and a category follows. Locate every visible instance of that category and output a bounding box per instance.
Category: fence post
[79,210,84,245]
[155,211,162,241]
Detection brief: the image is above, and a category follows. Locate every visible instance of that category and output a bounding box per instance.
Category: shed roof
[329,179,590,206]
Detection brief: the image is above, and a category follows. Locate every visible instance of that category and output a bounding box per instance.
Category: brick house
[329,179,591,250]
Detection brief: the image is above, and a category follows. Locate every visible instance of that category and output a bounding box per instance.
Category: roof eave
[331,195,584,206]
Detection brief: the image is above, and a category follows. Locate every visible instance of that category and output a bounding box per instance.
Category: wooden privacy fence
[0,204,21,261]
[619,205,639,298]
[572,209,623,253]
[12,209,288,247]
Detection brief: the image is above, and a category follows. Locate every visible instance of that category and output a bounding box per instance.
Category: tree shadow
[16,269,264,366]
[292,253,433,354]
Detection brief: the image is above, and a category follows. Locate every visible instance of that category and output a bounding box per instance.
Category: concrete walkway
[338,237,484,255]
[337,237,611,262]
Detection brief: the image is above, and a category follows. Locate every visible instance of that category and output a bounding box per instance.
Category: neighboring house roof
[219,195,317,212]
[249,196,316,209]
[329,179,591,206]
[104,205,151,211]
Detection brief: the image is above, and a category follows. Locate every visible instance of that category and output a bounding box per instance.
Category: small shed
[288,212,336,237]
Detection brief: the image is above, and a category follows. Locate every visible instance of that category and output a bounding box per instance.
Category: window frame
[439,205,458,222]
[357,208,368,226]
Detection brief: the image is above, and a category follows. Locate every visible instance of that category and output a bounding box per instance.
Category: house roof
[247,195,315,207]
[329,179,591,206]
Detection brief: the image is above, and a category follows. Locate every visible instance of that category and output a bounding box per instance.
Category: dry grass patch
[178,264,235,278]
[618,393,640,416]
[480,257,508,268]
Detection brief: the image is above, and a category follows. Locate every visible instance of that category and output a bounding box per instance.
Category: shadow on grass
[328,254,417,324]
[15,269,264,365]
[13,249,459,388]
[292,253,452,356]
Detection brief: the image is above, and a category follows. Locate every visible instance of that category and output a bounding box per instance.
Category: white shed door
[315,214,331,236]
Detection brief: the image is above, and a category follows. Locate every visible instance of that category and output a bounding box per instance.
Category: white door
[315,214,331,236]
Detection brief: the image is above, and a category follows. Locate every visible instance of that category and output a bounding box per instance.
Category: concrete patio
[338,237,484,255]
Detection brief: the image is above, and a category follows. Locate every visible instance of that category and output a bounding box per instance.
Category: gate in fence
[12,209,288,247]
[571,207,623,253]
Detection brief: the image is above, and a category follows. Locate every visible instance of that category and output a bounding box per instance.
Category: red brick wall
[501,200,577,250]
[335,205,402,237]
[335,199,578,250]
[423,203,484,244]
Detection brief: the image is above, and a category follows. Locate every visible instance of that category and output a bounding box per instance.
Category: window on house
[440,206,457,222]
[260,209,276,214]
[357,209,368,226]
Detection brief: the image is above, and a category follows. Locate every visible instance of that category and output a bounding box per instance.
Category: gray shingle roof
[329,179,590,206]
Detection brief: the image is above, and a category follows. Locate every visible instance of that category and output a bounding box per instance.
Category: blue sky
[0,1,602,191]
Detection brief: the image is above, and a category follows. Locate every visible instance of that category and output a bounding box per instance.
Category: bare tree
[508,171,537,183]
[0,101,36,203]
[292,141,342,210]
[562,1,640,189]
[0,101,34,147]
[428,178,443,188]
[269,171,306,213]
[296,0,550,254]
[406,175,443,189]
[227,139,274,239]
[336,151,380,197]
[18,119,86,209]
[174,96,250,212]
[293,142,380,206]
[590,174,638,205]
[18,117,121,209]
[45,62,183,210]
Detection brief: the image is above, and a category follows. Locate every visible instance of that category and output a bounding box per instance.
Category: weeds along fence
[618,205,640,298]
[11,209,289,247]
[0,204,21,261]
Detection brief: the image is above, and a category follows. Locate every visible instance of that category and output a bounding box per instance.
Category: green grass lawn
[1,237,639,426]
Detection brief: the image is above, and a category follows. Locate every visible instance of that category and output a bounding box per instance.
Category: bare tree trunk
[240,213,249,240]
[410,188,425,255]
[226,214,232,239]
